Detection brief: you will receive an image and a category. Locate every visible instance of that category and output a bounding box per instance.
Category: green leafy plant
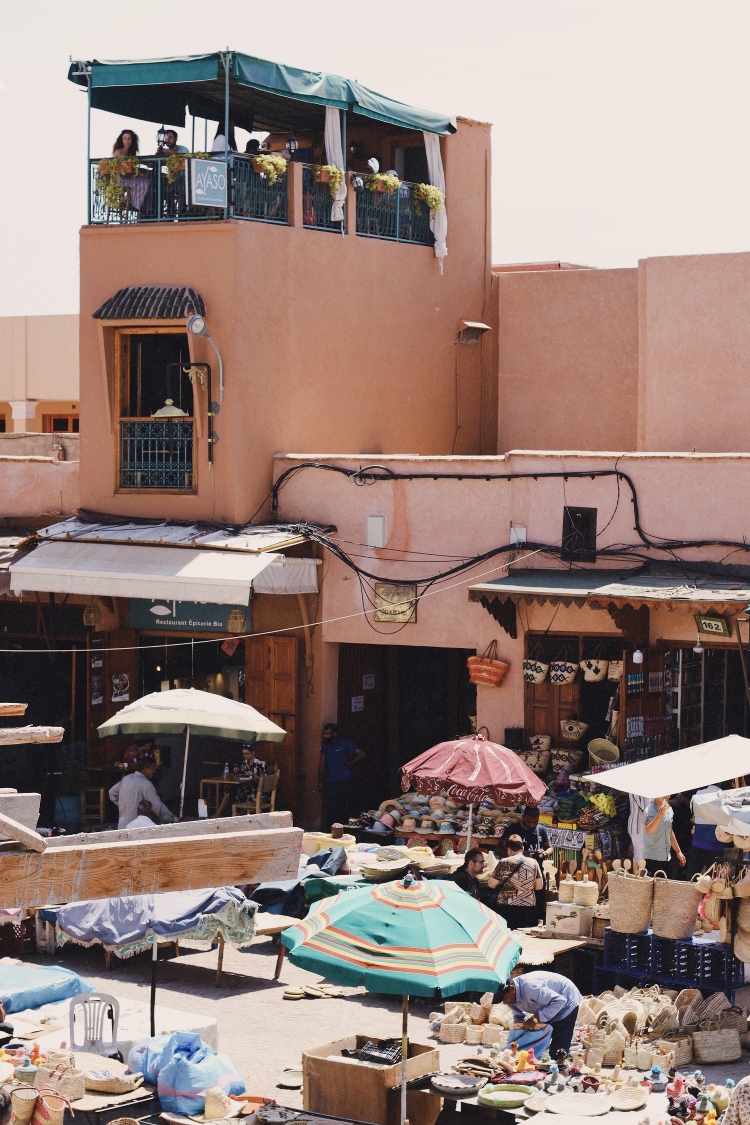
[413,183,444,215]
[250,153,289,185]
[96,157,140,209]
[364,172,401,195]
[164,152,209,183]
[313,164,345,198]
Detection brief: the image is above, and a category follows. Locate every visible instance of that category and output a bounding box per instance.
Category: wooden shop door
[245,636,298,813]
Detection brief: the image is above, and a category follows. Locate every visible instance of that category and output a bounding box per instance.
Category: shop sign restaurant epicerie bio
[129,599,249,633]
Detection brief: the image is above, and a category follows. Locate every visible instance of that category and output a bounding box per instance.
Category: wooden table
[512,928,586,966]
[199,775,241,814]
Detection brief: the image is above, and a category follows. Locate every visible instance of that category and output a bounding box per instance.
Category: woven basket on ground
[439,1022,467,1043]
[718,1007,748,1032]
[675,988,702,1013]
[698,992,731,1021]
[680,997,704,1028]
[610,1086,649,1111]
[655,1033,692,1066]
[608,869,654,934]
[651,871,703,940]
[482,1025,507,1046]
[464,1025,484,1045]
[84,1072,144,1094]
[10,1087,38,1125]
[602,1029,626,1066]
[34,1066,85,1103]
[692,1022,742,1064]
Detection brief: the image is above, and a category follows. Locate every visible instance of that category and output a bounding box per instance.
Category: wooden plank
[0,726,65,745]
[0,812,46,853]
[0,825,302,908]
[0,704,28,716]
[0,793,41,832]
[45,810,293,849]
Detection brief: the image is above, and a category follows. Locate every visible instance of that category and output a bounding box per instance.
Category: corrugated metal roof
[37,517,318,554]
[93,286,206,320]
[468,568,750,611]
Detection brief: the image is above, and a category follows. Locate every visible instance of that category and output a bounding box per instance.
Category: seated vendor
[216,743,268,816]
[501,970,582,1057]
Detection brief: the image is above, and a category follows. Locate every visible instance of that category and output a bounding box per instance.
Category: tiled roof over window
[93,286,206,320]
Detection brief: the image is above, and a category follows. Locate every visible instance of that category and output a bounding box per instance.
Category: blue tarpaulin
[0,964,93,1014]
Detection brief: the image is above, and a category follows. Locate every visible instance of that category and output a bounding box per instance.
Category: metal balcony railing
[120,419,194,490]
[302,165,343,231]
[356,181,434,245]
[231,155,288,223]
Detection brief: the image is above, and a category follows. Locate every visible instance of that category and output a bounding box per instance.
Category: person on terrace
[110,129,150,212]
[156,129,188,156]
[211,119,237,154]
[216,743,268,817]
[113,129,139,157]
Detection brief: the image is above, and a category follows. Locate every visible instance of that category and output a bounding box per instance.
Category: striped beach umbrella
[282,875,520,1125]
[281,875,520,996]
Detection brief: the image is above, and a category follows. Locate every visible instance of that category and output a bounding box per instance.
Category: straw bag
[717,1007,748,1032]
[651,871,703,940]
[34,1064,85,1103]
[439,1022,466,1043]
[656,1032,692,1066]
[31,1092,71,1125]
[574,875,598,906]
[602,1028,626,1066]
[10,1087,38,1125]
[581,647,609,683]
[636,1044,653,1069]
[84,1071,145,1094]
[523,645,550,685]
[529,733,552,753]
[608,868,653,934]
[560,717,588,742]
[588,738,620,765]
[608,661,624,682]
[622,1046,638,1068]
[692,1022,742,1063]
[550,647,579,685]
[517,749,550,775]
[467,641,509,687]
[733,866,750,898]
[551,747,583,773]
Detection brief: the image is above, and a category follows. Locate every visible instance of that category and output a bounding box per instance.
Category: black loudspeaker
[504,727,524,750]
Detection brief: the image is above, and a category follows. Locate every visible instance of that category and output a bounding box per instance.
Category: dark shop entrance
[336,644,477,812]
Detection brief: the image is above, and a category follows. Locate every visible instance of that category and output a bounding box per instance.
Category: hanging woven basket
[467,640,509,687]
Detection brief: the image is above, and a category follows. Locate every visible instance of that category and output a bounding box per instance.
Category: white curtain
[422,131,448,268]
[324,107,347,224]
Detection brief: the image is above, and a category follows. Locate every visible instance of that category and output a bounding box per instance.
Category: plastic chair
[69,992,120,1053]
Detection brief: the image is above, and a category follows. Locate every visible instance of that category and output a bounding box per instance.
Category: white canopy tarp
[9,540,281,605]
[692,783,750,838]
[582,733,750,799]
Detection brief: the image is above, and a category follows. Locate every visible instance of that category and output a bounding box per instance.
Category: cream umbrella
[98,687,286,817]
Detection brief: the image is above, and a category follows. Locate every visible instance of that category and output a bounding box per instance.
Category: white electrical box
[366,515,385,549]
[509,524,527,546]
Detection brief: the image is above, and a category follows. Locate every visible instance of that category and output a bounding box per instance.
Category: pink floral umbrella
[400,733,546,848]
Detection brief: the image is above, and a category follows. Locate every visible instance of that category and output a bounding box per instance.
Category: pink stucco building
[3,50,750,826]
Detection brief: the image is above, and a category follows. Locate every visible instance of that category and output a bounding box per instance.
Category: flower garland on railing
[251,153,288,185]
[164,152,209,183]
[413,183,444,215]
[364,172,401,195]
[312,164,345,198]
[96,157,139,209]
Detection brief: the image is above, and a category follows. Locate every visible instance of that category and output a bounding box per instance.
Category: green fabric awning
[68,51,457,135]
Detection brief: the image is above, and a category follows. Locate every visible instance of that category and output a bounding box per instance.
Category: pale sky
[3,0,750,315]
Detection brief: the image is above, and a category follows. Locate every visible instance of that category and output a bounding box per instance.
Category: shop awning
[468,568,750,613]
[0,538,25,595]
[582,734,750,798]
[67,51,457,135]
[8,541,282,604]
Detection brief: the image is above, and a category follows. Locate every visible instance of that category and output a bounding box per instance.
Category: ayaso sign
[188,158,227,208]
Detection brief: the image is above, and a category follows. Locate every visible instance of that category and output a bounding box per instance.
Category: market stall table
[199,775,241,815]
[512,930,587,967]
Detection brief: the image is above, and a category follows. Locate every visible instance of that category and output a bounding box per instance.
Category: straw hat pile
[361,792,522,839]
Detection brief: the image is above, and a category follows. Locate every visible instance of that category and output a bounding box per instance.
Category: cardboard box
[303,1033,440,1125]
[545,902,593,937]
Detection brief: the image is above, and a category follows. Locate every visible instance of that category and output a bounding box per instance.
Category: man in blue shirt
[319,723,364,828]
[502,970,582,1056]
